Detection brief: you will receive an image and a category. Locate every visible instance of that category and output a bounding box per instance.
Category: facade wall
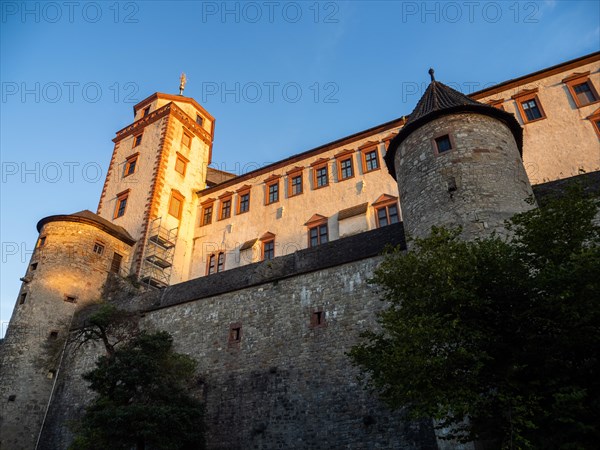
[394,113,535,241]
[191,131,401,279]
[474,57,600,184]
[0,221,132,450]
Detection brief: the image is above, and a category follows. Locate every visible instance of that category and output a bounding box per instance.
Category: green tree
[349,188,600,449]
[70,309,205,450]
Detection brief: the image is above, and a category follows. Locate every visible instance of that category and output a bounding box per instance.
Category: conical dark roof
[384,74,523,179]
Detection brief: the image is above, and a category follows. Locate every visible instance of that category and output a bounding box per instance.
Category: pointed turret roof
[384,70,523,179]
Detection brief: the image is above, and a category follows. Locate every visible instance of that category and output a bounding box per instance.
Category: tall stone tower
[96,92,215,286]
[385,70,535,242]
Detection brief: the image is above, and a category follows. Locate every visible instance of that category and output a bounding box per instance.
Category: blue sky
[1,0,599,335]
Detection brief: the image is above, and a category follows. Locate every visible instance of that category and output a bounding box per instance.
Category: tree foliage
[349,188,600,448]
[70,307,205,450]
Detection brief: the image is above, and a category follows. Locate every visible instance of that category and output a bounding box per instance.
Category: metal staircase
[140,217,178,289]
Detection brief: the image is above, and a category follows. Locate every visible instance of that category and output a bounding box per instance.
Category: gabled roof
[385,76,523,179]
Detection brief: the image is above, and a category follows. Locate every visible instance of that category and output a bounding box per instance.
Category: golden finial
[179,73,187,96]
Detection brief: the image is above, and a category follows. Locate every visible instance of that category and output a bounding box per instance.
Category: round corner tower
[0,210,135,450]
[385,70,536,242]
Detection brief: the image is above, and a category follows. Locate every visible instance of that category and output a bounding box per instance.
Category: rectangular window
[361,148,380,173]
[110,252,123,274]
[267,182,279,204]
[169,191,185,219]
[201,204,213,226]
[262,240,275,261]
[37,236,46,248]
[19,293,27,304]
[143,106,150,117]
[573,82,598,106]
[316,166,328,188]
[309,224,328,247]
[238,192,250,214]
[339,158,354,180]
[64,295,77,304]
[521,99,542,121]
[30,262,38,271]
[49,330,59,339]
[114,191,129,218]
[376,204,400,227]
[229,323,242,344]
[181,132,192,149]
[93,242,105,255]
[311,310,326,328]
[220,198,231,219]
[175,153,188,176]
[133,133,143,147]
[207,252,225,275]
[434,135,453,154]
[196,114,203,126]
[123,154,138,177]
[291,174,303,196]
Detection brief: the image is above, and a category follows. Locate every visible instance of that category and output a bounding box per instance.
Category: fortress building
[1,52,599,449]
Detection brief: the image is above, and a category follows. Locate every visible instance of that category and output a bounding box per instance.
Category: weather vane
[179,72,187,95]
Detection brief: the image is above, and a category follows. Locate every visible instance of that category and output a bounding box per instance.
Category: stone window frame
[310,308,327,328]
[228,322,242,347]
[562,71,600,109]
[264,174,281,205]
[181,129,193,150]
[218,191,233,220]
[175,152,189,177]
[37,236,47,248]
[305,214,329,248]
[359,142,381,173]
[431,132,457,157]
[93,241,105,256]
[372,194,400,228]
[114,189,130,219]
[132,132,143,148]
[30,262,38,271]
[512,88,547,124]
[311,158,330,189]
[143,106,151,117]
[63,294,77,304]
[286,166,304,198]
[19,292,27,304]
[260,232,276,261]
[236,185,251,215]
[168,189,185,220]
[334,149,355,182]
[206,251,225,275]
[123,152,139,177]
[200,198,215,226]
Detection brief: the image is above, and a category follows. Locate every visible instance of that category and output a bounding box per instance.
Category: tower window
[49,330,59,340]
[434,135,452,154]
[196,114,203,126]
[93,242,105,255]
[64,295,77,304]
[133,133,143,147]
[37,236,46,248]
[168,190,185,220]
[114,190,129,218]
[175,153,188,176]
[311,310,326,328]
[8,395,16,402]
[228,323,242,345]
[143,106,150,117]
[181,132,192,149]
[123,154,139,177]
[30,263,38,271]
[19,293,27,304]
